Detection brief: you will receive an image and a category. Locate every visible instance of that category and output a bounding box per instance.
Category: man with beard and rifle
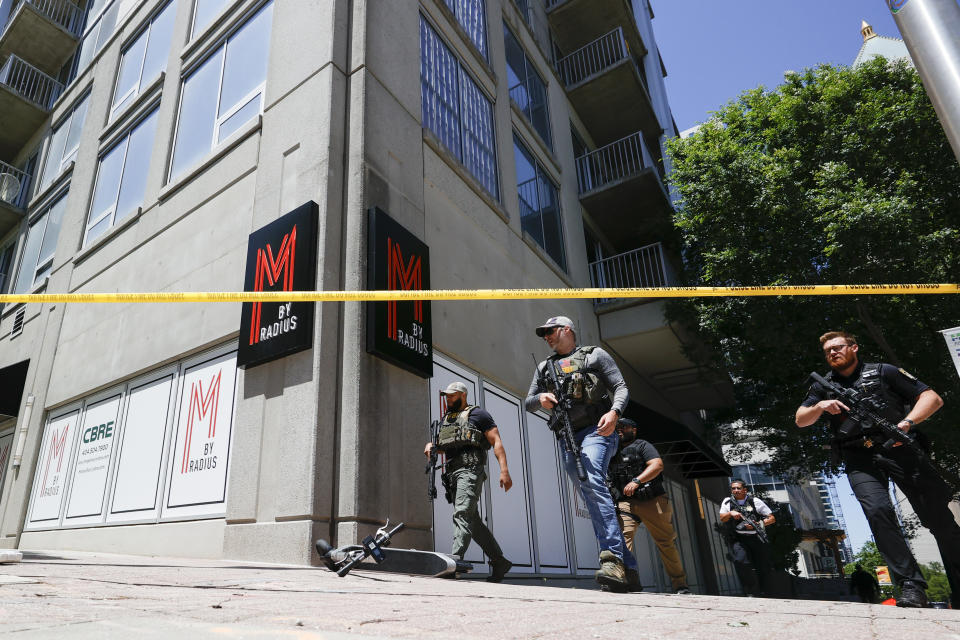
[719,479,776,597]
[525,315,638,592]
[424,381,513,582]
[607,418,691,594]
[796,330,960,608]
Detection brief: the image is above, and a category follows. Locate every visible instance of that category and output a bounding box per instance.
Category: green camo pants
[447,453,504,561]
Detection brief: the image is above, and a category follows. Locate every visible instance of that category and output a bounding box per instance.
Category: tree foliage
[665,58,960,478]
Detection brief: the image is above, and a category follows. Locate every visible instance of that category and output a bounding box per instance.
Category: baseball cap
[441,381,468,395]
[535,315,575,337]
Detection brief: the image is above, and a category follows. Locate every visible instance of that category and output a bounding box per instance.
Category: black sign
[238,202,318,368]
[366,207,432,378]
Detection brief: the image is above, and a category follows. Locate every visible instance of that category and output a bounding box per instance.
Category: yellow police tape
[0,284,956,304]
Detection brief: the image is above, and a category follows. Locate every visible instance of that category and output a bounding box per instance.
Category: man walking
[718,480,775,597]
[525,315,638,591]
[425,381,513,582]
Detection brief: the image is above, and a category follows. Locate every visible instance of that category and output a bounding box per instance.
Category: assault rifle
[809,371,960,494]
[729,495,769,544]
[536,355,587,481]
[426,419,440,501]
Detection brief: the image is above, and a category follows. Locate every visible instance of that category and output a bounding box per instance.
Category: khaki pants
[617,495,688,589]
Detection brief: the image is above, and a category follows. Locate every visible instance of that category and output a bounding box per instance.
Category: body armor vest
[608,441,665,502]
[545,346,610,429]
[828,363,907,439]
[720,494,761,539]
[436,406,489,452]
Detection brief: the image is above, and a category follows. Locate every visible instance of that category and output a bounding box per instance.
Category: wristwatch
[901,418,915,427]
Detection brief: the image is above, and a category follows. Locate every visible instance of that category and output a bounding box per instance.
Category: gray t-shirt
[524,345,629,416]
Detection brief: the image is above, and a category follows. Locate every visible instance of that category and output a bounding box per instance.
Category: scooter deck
[358,548,468,578]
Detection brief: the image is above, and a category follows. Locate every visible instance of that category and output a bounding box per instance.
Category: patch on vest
[558,358,575,373]
[898,368,917,381]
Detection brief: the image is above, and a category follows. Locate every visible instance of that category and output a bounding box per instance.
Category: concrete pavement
[0,550,958,639]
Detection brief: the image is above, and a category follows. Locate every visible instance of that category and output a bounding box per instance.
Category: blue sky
[651,1,900,132]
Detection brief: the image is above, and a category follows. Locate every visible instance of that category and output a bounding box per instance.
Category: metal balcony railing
[6,0,85,36]
[0,159,31,209]
[588,243,673,306]
[575,131,655,195]
[556,27,639,88]
[0,54,64,108]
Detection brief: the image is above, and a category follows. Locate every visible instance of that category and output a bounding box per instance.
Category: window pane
[219,2,273,119]
[40,124,68,189]
[63,95,90,165]
[420,17,461,159]
[141,1,176,90]
[504,25,526,103]
[87,138,128,239]
[454,0,487,59]
[514,137,541,244]
[217,92,260,141]
[527,68,551,147]
[116,109,159,223]
[193,0,227,38]
[113,30,148,110]
[37,193,67,268]
[538,173,564,268]
[96,2,121,50]
[170,49,224,179]
[458,67,496,198]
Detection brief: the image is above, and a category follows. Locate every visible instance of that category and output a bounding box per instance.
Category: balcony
[546,0,645,61]
[0,55,63,159]
[555,28,658,144]
[590,245,734,411]
[575,131,670,244]
[0,159,30,236]
[0,0,84,76]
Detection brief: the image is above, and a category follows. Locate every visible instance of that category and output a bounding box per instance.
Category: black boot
[896,580,928,608]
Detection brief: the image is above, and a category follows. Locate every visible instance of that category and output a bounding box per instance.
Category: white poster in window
[941,327,960,381]
[28,411,79,526]
[109,375,174,520]
[66,395,121,520]
[0,431,13,500]
[165,352,237,515]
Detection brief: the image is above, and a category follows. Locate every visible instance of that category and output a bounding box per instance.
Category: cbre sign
[366,207,433,378]
[237,202,318,368]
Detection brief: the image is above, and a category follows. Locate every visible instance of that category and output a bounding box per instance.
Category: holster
[440,471,454,504]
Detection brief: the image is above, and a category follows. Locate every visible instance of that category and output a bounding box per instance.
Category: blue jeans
[561,426,638,571]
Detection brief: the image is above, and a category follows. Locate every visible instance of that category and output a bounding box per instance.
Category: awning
[626,400,732,479]
[0,360,29,420]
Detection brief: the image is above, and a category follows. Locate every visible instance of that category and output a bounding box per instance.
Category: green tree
[920,562,952,603]
[665,58,960,479]
[843,541,896,599]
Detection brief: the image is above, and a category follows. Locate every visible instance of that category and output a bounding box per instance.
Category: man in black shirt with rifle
[796,330,959,608]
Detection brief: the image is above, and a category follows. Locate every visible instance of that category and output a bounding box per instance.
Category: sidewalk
[1,550,957,639]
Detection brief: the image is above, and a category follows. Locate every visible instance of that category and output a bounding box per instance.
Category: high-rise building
[0,0,733,591]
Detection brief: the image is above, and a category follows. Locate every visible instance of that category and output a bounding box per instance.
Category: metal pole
[887,0,960,163]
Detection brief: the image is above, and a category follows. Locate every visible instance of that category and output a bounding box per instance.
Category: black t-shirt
[613,438,665,495]
[466,407,496,434]
[801,361,930,430]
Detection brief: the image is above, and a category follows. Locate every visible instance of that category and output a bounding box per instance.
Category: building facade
[0,0,733,590]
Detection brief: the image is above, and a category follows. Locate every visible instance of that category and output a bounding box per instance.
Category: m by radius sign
[237,201,318,368]
[366,207,433,378]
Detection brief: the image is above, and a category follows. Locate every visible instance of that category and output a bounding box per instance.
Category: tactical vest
[828,363,908,439]
[608,441,665,501]
[545,346,610,429]
[720,494,762,538]
[436,406,490,452]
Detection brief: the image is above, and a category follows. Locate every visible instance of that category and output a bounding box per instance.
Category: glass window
[504,24,551,149]
[442,0,487,60]
[85,109,160,246]
[111,1,177,119]
[514,135,564,269]
[193,0,227,39]
[170,1,273,181]
[419,16,498,199]
[39,94,90,191]
[14,193,68,293]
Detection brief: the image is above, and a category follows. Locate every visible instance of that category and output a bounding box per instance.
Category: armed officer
[424,381,513,582]
[718,479,775,597]
[608,418,691,593]
[525,315,639,592]
[796,330,959,608]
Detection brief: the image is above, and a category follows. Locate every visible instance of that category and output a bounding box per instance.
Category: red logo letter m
[249,226,297,345]
[386,237,422,340]
[181,371,222,474]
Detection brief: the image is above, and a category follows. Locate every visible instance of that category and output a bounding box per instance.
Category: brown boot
[595,550,627,591]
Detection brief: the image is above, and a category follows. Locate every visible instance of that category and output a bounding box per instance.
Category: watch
[901,418,915,427]
[613,408,622,417]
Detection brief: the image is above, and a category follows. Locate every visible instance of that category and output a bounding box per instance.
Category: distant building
[853,20,911,67]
